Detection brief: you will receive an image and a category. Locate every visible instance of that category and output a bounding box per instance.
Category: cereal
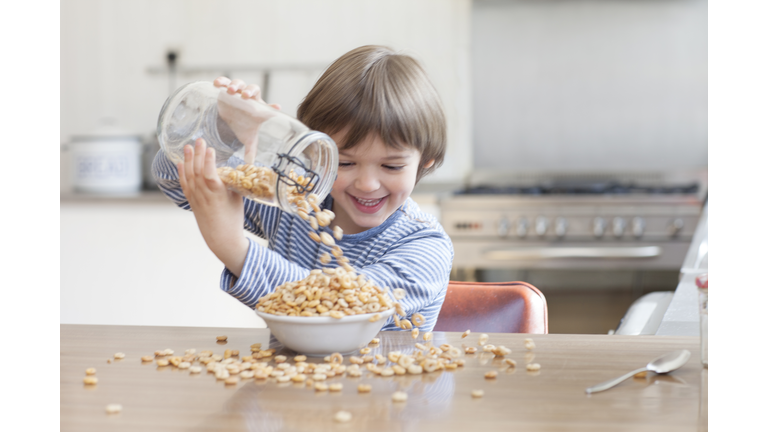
[360,348,371,355]
[399,319,413,330]
[334,410,352,423]
[357,384,372,393]
[294,355,307,362]
[407,365,423,374]
[291,374,307,382]
[633,371,648,379]
[504,359,517,367]
[411,328,419,339]
[105,404,122,414]
[156,359,170,367]
[393,288,406,300]
[329,383,343,391]
[178,362,191,369]
[225,376,239,385]
[526,363,541,372]
[83,377,98,385]
[524,338,535,350]
[274,355,287,363]
[369,314,381,322]
[333,226,344,241]
[375,354,386,363]
[423,332,433,342]
[85,368,96,375]
[415,343,426,351]
[320,232,335,247]
[312,373,327,381]
[465,347,477,354]
[276,375,292,383]
[485,371,498,379]
[462,329,471,338]
[330,353,343,365]
[492,346,512,357]
[114,352,125,359]
[314,382,329,391]
[319,252,332,264]
[216,335,228,342]
[370,338,380,345]
[189,366,203,374]
[392,365,407,375]
[215,369,230,380]
[141,356,154,362]
[412,313,425,327]
[478,334,489,346]
[392,391,408,402]
[483,345,496,353]
[471,390,484,398]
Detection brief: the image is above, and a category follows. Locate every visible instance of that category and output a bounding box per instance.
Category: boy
[153,45,453,331]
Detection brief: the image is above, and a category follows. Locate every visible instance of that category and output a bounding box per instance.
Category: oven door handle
[483,246,662,261]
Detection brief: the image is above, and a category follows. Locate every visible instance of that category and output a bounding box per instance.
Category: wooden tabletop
[61,324,707,432]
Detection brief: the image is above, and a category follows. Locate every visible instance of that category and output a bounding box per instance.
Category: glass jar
[156,81,338,213]
[696,273,708,368]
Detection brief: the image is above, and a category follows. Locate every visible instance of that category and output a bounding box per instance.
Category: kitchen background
[60,0,707,333]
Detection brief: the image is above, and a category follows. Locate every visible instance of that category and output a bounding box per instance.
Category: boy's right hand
[178,137,249,277]
[213,77,282,165]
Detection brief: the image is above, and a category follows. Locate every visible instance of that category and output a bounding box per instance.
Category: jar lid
[695,273,708,289]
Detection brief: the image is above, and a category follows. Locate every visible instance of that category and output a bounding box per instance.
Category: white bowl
[255,308,395,356]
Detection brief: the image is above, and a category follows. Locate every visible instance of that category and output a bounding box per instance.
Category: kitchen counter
[656,202,708,336]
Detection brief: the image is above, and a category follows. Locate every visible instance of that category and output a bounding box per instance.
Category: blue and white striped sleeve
[359,231,453,333]
[220,238,312,308]
[151,149,191,210]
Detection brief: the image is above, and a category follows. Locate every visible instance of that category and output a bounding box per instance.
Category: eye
[383,165,405,171]
[339,162,354,167]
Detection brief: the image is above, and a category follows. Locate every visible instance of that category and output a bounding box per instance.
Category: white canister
[70,126,143,195]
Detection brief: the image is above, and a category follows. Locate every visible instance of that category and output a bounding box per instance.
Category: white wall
[471,0,707,172]
[60,0,473,187]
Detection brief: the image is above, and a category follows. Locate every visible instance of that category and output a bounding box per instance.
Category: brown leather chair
[434,281,548,334]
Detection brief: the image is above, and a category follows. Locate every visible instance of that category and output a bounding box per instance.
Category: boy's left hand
[178,138,249,277]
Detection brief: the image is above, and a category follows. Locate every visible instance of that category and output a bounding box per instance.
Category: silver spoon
[585,349,691,394]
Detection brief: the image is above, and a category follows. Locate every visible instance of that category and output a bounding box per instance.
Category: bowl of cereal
[255,268,401,356]
[256,307,395,355]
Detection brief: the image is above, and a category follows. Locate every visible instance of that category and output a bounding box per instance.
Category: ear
[423,159,435,169]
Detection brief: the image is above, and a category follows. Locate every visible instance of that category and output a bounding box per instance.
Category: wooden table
[61,324,707,431]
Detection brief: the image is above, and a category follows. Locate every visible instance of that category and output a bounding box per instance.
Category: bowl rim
[255,307,395,324]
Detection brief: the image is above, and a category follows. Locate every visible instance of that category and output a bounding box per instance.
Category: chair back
[434,281,548,334]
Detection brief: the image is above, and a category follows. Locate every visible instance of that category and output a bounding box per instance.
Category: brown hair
[297,45,447,183]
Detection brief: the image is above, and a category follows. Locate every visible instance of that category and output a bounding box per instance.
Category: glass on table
[695,273,708,368]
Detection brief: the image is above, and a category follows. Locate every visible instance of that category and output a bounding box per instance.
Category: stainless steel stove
[440,171,707,272]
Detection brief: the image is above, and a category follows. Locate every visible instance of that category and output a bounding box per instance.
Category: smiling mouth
[354,196,385,207]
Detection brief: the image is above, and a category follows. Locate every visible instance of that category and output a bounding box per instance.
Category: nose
[354,167,380,193]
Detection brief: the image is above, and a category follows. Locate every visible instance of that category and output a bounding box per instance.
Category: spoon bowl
[585,349,691,394]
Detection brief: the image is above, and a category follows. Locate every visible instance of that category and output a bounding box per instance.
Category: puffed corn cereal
[85,368,96,375]
[524,338,535,350]
[216,335,228,341]
[114,352,125,359]
[105,404,122,414]
[471,390,484,398]
[485,371,498,379]
[83,377,98,385]
[462,329,471,338]
[526,363,541,372]
[392,391,408,402]
[334,411,352,423]
[358,384,372,393]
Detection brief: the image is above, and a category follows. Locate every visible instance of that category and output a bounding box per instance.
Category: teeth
[355,197,383,207]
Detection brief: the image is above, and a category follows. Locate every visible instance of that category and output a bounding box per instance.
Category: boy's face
[328,131,423,235]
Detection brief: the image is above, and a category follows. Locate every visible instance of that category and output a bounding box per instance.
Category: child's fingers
[177,162,187,191]
[227,79,246,95]
[241,84,261,100]
[213,76,231,88]
[203,147,220,183]
[193,138,206,177]
[183,144,196,189]
[269,103,281,111]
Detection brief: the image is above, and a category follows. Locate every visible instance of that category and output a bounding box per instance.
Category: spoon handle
[585,367,648,394]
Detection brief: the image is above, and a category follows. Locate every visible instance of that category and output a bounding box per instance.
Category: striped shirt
[152,150,454,332]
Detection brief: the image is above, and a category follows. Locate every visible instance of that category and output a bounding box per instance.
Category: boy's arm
[359,232,454,333]
[220,238,311,308]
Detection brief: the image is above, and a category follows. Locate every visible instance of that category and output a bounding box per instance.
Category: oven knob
[497,217,510,238]
[593,217,606,238]
[631,217,645,238]
[516,217,529,238]
[554,217,568,238]
[669,218,684,237]
[534,216,548,236]
[612,217,626,238]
